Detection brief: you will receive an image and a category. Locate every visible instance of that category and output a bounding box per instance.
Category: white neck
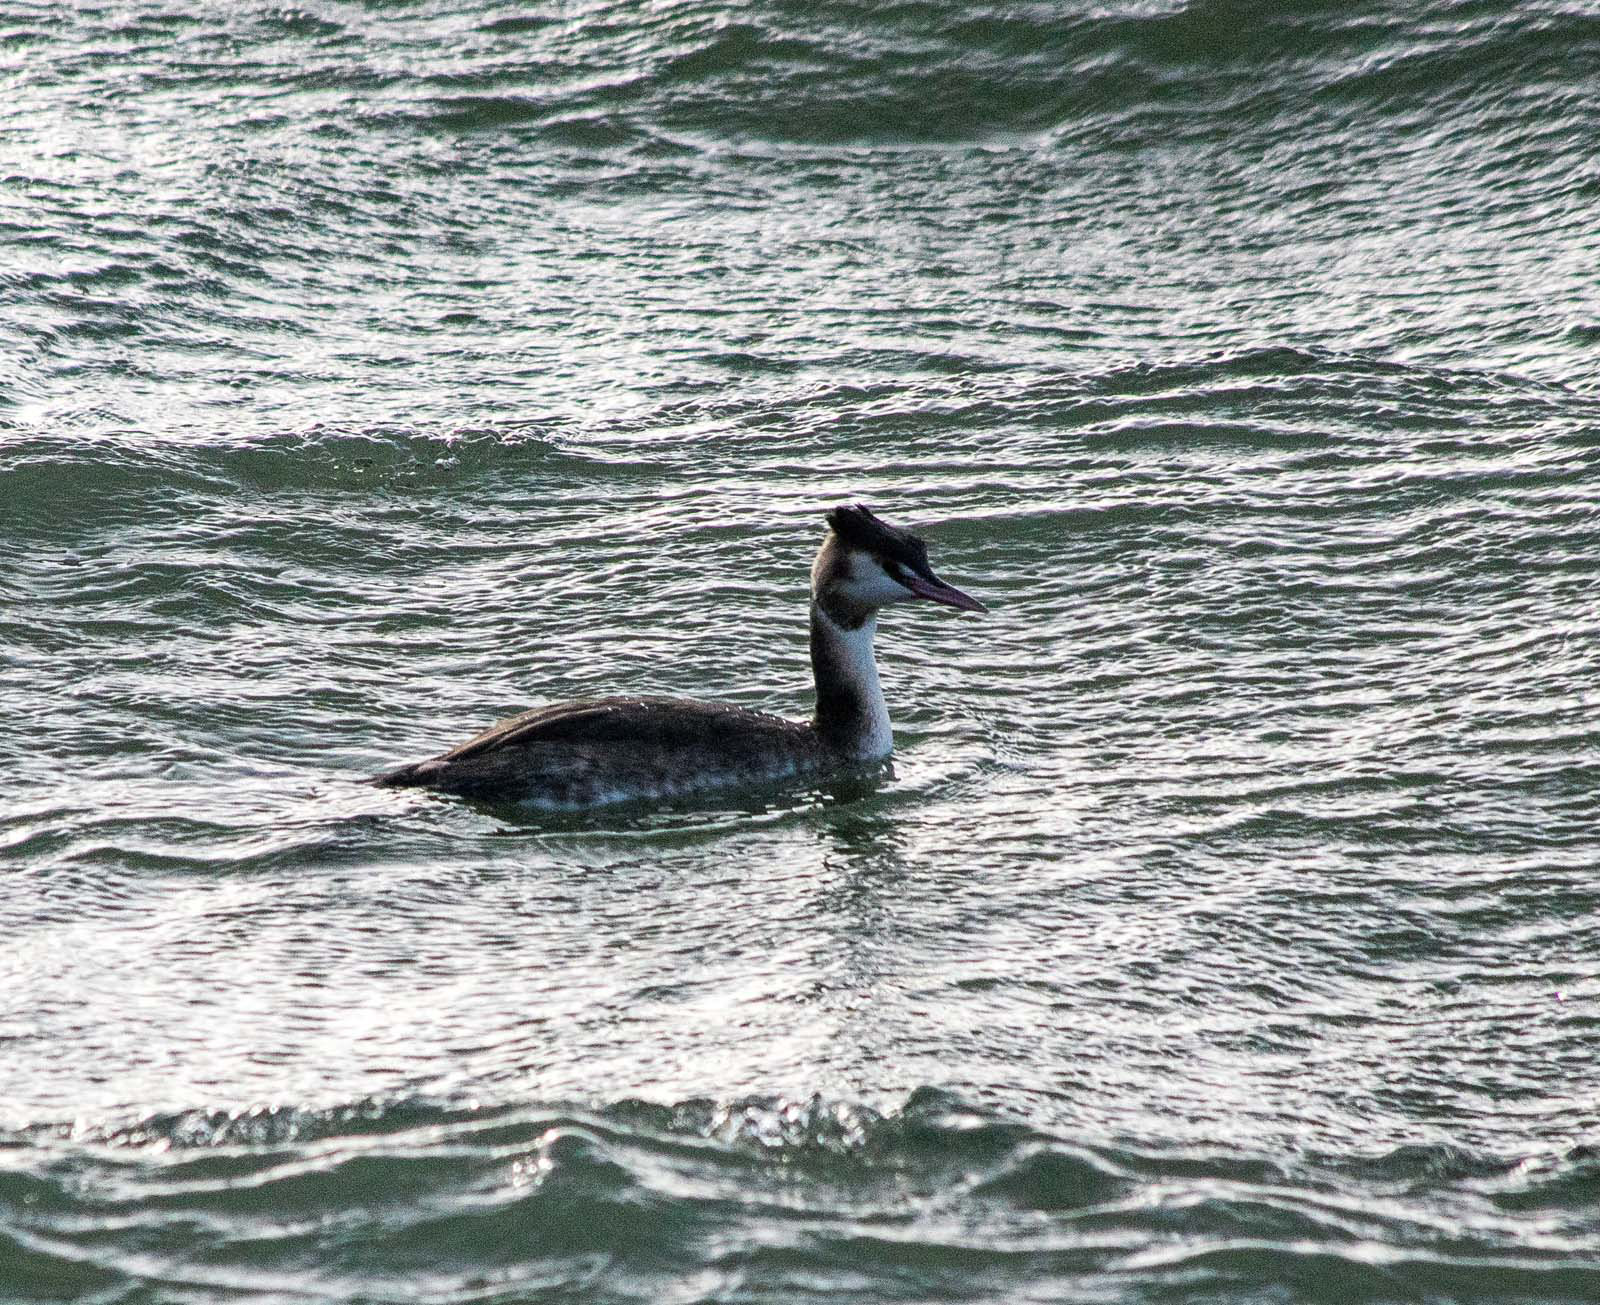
[810,604,893,760]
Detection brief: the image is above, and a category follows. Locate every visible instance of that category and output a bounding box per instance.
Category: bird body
[376,695,828,806]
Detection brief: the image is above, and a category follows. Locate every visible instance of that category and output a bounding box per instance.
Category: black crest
[825,504,934,578]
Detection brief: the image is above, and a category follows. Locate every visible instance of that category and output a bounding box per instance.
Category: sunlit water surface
[4,2,1599,1301]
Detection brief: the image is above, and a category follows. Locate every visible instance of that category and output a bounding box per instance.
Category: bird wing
[432,696,807,763]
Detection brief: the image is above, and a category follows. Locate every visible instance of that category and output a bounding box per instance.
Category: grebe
[374,505,986,806]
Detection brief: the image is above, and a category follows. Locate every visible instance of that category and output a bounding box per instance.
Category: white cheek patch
[842,556,914,607]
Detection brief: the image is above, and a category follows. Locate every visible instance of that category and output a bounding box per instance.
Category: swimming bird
[373,505,986,806]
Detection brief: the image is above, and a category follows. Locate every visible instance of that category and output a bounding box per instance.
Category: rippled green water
[5,2,1600,1301]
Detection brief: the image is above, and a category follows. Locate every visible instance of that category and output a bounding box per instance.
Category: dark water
[4,2,1600,1301]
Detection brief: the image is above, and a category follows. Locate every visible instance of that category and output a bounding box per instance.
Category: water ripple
[5,3,1600,1301]
[5,1092,1600,1303]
